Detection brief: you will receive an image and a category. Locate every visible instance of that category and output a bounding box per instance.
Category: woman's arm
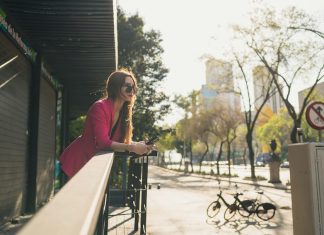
[110,141,151,155]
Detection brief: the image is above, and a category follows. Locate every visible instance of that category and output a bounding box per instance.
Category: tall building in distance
[253,65,283,113]
[298,81,324,111]
[200,58,240,109]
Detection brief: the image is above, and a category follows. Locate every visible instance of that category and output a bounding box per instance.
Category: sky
[117,0,324,125]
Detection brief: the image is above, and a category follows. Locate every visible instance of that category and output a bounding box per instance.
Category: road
[146,165,293,235]
[166,164,291,184]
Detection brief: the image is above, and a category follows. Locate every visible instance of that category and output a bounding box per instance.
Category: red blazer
[60,98,122,178]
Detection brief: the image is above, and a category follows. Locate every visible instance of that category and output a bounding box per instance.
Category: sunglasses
[123,83,137,94]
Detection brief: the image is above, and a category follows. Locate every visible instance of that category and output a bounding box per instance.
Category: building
[298,81,324,110]
[253,65,283,113]
[200,58,240,109]
[0,1,117,225]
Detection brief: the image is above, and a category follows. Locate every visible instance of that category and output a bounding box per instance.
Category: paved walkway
[146,166,292,235]
[165,164,291,190]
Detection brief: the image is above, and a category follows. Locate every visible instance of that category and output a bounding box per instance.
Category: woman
[60,69,152,178]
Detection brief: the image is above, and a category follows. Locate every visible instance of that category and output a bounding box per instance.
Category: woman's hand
[129,142,153,155]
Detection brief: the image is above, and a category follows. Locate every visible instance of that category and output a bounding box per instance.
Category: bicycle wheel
[224,204,237,221]
[256,203,276,221]
[207,201,221,218]
[238,200,255,217]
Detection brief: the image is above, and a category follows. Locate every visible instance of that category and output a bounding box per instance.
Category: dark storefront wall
[36,75,56,207]
[0,31,58,223]
[0,32,30,221]
[0,0,117,224]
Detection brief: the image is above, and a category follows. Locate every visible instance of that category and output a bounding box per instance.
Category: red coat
[60,98,122,178]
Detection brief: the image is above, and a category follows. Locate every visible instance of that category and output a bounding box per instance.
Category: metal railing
[17,150,155,235]
[18,151,113,235]
[109,153,152,234]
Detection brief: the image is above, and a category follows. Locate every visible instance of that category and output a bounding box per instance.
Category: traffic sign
[306,101,324,130]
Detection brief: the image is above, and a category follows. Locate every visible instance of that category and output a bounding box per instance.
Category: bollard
[157,183,161,189]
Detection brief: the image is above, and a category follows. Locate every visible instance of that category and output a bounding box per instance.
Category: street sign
[306,101,324,130]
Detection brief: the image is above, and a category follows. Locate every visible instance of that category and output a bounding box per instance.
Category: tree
[234,4,324,143]
[232,55,275,179]
[117,7,170,140]
[222,105,243,176]
[156,129,176,166]
[256,108,293,159]
[191,110,212,173]
[173,90,200,171]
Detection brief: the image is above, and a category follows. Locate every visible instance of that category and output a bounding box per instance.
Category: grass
[243,175,268,181]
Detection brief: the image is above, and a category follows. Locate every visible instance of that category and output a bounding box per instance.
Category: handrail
[18,151,114,235]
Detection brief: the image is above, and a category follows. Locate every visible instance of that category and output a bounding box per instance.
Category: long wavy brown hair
[104,69,137,144]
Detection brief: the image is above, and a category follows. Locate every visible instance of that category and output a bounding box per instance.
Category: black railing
[17,150,156,235]
[108,151,157,234]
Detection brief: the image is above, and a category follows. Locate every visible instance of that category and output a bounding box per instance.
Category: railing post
[95,174,110,235]
[134,158,142,231]
[140,156,148,235]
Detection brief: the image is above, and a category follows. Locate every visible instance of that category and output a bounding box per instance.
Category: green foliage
[243,175,267,181]
[256,108,292,153]
[68,116,86,144]
[157,130,176,152]
[117,7,170,140]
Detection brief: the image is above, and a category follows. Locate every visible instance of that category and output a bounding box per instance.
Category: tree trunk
[161,151,165,166]
[227,141,231,176]
[242,148,247,167]
[199,144,209,173]
[189,140,194,173]
[246,131,256,179]
[216,141,224,175]
[179,154,183,170]
[290,120,301,143]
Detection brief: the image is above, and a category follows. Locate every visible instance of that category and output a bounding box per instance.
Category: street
[146,165,293,235]
[166,163,290,185]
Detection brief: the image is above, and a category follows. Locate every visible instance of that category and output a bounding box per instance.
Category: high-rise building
[253,65,283,113]
[200,58,240,109]
[298,81,324,111]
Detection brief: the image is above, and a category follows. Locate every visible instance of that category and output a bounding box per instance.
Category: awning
[2,0,117,118]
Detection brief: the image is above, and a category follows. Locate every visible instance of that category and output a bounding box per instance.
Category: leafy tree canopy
[118,7,170,140]
[256,108,293,153]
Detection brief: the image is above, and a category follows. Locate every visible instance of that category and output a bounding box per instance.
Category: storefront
[0,0,117,225]
[0,30,32,222]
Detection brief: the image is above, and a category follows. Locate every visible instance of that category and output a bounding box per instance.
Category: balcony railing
[18,151,113,235]
[17,150,154,235]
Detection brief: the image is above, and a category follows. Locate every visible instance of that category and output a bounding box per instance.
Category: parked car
[256,161,265,167]
[280,161,290,168]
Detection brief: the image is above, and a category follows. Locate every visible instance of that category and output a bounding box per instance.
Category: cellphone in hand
[146,136,159,145]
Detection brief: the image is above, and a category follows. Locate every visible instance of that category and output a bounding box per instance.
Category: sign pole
[319,130,322,142]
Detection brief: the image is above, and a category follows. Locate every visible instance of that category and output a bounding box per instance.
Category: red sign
[306,101,324,130]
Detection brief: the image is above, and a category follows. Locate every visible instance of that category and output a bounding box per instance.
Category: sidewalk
[161,165,291,191]
[147,165,293,235]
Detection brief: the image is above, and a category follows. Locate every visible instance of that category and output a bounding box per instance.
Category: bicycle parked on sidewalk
[206,191,251,221]
[226,191,276,221]
[207,191,276,221]
[245,191,276,221]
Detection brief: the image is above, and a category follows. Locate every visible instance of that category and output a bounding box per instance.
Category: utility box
[288,143,324,235]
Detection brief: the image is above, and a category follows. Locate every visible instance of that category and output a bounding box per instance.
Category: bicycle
[222,192,256,221]
[233,191,276,221]
[206,191,244,221]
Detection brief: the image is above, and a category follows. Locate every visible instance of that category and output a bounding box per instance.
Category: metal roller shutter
[36,76,56,206]
[0,32,31,223]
